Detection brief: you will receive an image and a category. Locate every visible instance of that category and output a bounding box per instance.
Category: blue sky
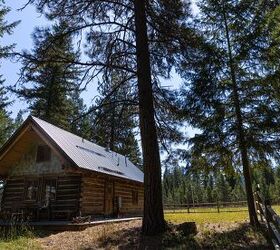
[1,1,198,143]
[2,1,46,118]
[2,1,184,118]
[2,1,103,118]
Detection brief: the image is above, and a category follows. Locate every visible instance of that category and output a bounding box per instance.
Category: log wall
[53,175,81,219]
[80,174,144,217]
[1,175,81,220]
[114,180,144,215]
[80,176,105,215]
[1,177,25,212]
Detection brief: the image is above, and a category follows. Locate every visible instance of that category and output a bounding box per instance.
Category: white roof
[31,116,144,183]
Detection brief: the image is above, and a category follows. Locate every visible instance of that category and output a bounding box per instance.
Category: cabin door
[38,178,57,220]
[104,181,114,216]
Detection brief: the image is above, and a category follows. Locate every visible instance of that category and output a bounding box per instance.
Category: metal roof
[31,116,144,183]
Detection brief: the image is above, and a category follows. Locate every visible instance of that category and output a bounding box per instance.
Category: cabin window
[25,180,39,201]
[132,190,138,205]
[36,145,51,163]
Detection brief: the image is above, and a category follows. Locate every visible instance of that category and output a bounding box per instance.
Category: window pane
[36,145,51,162]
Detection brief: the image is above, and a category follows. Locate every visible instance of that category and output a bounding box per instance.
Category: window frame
[36,145,51,163]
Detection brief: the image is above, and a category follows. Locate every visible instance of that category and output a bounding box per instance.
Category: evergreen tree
[216,172,231,202]
[177,0,280,226]
[68,89,92,139]
[89,72,142,166]
[0,81,13,146]
[27,0,193,235]
[14,21,81,130]
[0,2,19,146]
[272,166,280,203]
[13,110,24,130]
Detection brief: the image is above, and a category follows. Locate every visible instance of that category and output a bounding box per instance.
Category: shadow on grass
[1,221,272,250]
[0,224,34,240]
[196,223,272,250]
[91,222,272,250]
[94,222,199,249]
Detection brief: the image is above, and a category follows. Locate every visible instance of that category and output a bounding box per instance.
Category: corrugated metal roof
[31,116,144,183]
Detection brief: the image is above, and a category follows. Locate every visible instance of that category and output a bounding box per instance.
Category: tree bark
[133,0,166,235]
[222,4,259,226]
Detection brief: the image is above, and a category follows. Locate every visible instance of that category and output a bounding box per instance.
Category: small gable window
[132,190,138,205]
[36,145,51,163]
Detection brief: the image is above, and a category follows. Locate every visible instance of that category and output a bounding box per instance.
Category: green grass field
[0,229,41,250]
[0,237,41,250]
[1,206,279,249]
[165,205,280,224]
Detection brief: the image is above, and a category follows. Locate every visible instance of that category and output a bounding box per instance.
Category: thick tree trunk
[232,87,259,226]
[222,6,259,226]
[133,0,166,236]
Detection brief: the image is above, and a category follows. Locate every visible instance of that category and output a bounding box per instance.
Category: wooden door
[38,178,57,220]
[104,181,114,216]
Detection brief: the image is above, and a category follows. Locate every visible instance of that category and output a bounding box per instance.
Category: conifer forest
[1,0,280,240]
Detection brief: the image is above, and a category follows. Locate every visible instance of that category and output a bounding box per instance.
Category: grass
[165,209,249,224]
[165,205,280,224]
[0,226,41,250]
[35,220,271,249]
[1,206,279,249]
[165,206,249,224]
[0,236,41,250]
[165,205,248,213]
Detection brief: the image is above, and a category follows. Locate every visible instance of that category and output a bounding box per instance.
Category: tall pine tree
[0,82,13,146]
[14,21,81,130]
[28,0,192,235]
[0,2,19,146]
[178,0,280,226]
[89,71,141,166]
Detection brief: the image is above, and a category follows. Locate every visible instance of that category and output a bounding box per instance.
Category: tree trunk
[133,0,166,235]
[222,5,259,226]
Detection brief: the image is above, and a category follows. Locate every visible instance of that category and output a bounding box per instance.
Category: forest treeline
[1,0,280,234]
[163,165,280,205]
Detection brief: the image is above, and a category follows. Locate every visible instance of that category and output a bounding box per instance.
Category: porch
[0,217,142,231]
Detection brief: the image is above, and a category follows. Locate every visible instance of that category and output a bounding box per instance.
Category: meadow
[165,205,280,224]
[1,206,279,249]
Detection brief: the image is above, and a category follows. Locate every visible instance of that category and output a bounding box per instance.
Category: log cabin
[0,116,144,221]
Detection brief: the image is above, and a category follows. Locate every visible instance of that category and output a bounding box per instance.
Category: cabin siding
[0,116,144,221]
[80,176,105,215]
[114,181,144,215]
[1,175,81,220]
[80,175,143,217]
[1,177,25,212]
[53,175,81,219]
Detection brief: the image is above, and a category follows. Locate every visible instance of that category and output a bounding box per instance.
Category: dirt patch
[37,220,142,250]
[36,220,272,249]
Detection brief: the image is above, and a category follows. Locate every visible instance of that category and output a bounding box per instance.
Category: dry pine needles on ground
[36,220,271,250]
